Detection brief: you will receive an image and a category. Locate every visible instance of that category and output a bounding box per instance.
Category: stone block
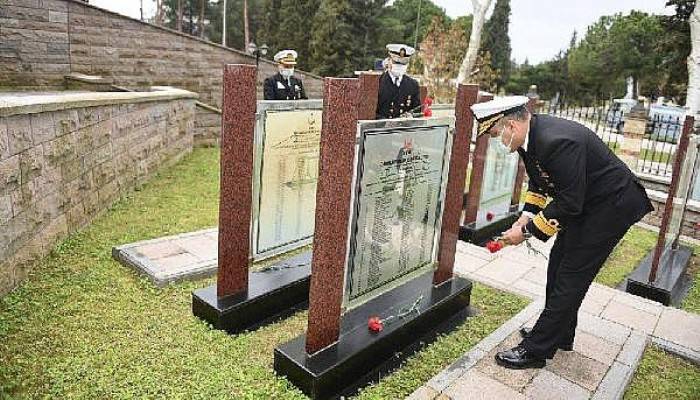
[0,194,12,224]
[611,292,663,316]
[97,180,119,208]
[173,235,217,261]
[48,11,67,23]
[60,156,82,183]
[573,330,622,366]
[0,118,9,160]
[19,146,44,183]
[65,201,86,233]
[92,159,115,187]
[453,251,491,274]
[545,349,608,391]
[472,257,534,286]
[427,348,486,392]
[53,109,79,136]
[577,312,631,346]
[6,114,32,156]
[476,332,541,391]
[0,5,49,22]
[523,370,590,400]
[443,369,526,400]
[0,155,20,194]
[42,134,77,165]
[653,307,700,352]
[29,112,56,144]
[590,361,632,400]
[616,330,648,367]
[600,301,659,334]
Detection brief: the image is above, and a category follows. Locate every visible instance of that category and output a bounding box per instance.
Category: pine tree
[482,0,511,91]
[309,0,355,76]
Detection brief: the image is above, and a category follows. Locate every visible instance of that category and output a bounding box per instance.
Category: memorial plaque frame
[342,117,455,310]
[251,99,323,260]
[626,116,697,305]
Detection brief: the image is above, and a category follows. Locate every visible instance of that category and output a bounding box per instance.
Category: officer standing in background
[264,49,308,100]
[470,96,653,369]
[376,44,421,119]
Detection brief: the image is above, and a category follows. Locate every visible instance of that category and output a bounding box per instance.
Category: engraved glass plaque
[344,118,454,309]
[475,138,519,225]
[664,135,700,248]
[252,100,323,260]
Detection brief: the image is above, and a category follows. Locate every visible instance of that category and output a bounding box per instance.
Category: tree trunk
[177,0,183,32]
[244,0,250,48]
[199,0,205,38]
[687,2,700,116]
[457,0,492,84]
[155,0,163,25]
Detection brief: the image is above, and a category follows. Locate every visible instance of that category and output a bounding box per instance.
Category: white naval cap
[470,95,529,136]
[274,49,298,65]
[386,44,415,65]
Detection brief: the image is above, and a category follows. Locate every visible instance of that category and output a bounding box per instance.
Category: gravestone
[273,80,478,400]
[626,115,697,305]
[191,65,319,333]
[460,93,521,244]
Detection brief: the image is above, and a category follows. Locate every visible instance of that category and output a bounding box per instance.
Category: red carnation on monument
[368,316,384,333]
[422,96,433,117]
[486,211,495,221]
[485,240,503,253]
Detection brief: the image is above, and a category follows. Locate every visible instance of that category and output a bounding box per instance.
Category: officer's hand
[502,226,525,246]
[511,214,531,228]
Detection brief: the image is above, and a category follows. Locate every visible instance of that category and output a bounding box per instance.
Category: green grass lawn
[0,148,528,399]
[624,346,700,400]
[595,227,658,288]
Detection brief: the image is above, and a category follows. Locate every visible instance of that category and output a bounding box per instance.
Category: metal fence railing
[545,103,624,152]
[636,114,683,178]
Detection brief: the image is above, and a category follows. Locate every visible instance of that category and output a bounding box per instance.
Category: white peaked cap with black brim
[470,95,529,137]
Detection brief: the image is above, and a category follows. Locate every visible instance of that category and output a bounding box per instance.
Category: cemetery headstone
[192,65,319,333]
[273,80,478,400]
[626,115,697,305]
[460,93,521,244]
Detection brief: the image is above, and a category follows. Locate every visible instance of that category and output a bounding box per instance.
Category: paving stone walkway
[408,239,700,400]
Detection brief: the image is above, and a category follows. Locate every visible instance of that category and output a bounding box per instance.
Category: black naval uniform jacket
[519,114,653,246]
[376,72,421,119]
[263,73,308,100]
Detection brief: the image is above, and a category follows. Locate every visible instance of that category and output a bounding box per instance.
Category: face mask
[390,63,407,78]
[280,68,294,78]
[494,124,515,154]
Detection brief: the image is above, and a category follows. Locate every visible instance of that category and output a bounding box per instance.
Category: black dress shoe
[495,345,546,369]
[519,328,574,351]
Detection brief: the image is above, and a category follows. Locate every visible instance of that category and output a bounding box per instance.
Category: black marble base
[459,211,519,245]
[274,271,473,400]
[192,251,311,334]
[626,245,693,306]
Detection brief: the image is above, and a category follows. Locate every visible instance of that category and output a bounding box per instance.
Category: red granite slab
[434,84,479,285]
[462,92,493,226]
[216,64,256,299]
[305,78,361,354]
[358,72,380,120]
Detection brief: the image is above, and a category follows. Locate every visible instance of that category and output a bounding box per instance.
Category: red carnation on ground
[368,316,384,333]
[485,240,503,253]
[486,211,495,221]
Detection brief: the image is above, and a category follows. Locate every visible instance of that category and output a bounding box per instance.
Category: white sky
[91,0,674,64]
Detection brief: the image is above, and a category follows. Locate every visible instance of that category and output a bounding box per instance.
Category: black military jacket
[520,114,653,245]
[263,73,308,100]
[376,72,421,119]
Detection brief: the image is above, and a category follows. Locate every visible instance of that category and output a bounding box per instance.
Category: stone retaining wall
[0,88,197,296]
[0,0,324,145]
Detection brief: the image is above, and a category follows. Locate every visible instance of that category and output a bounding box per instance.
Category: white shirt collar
[389,72,403,87]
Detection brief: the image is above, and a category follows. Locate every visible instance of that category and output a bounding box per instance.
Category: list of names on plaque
[346,125,450,307]
[255,109,322,256]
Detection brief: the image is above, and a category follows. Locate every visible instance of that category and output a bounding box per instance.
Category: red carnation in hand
[485,240,503,253]
[368,316,384,333]
[486,211,495,221]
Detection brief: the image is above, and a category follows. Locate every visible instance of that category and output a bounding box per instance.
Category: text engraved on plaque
[345,123,452,308]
